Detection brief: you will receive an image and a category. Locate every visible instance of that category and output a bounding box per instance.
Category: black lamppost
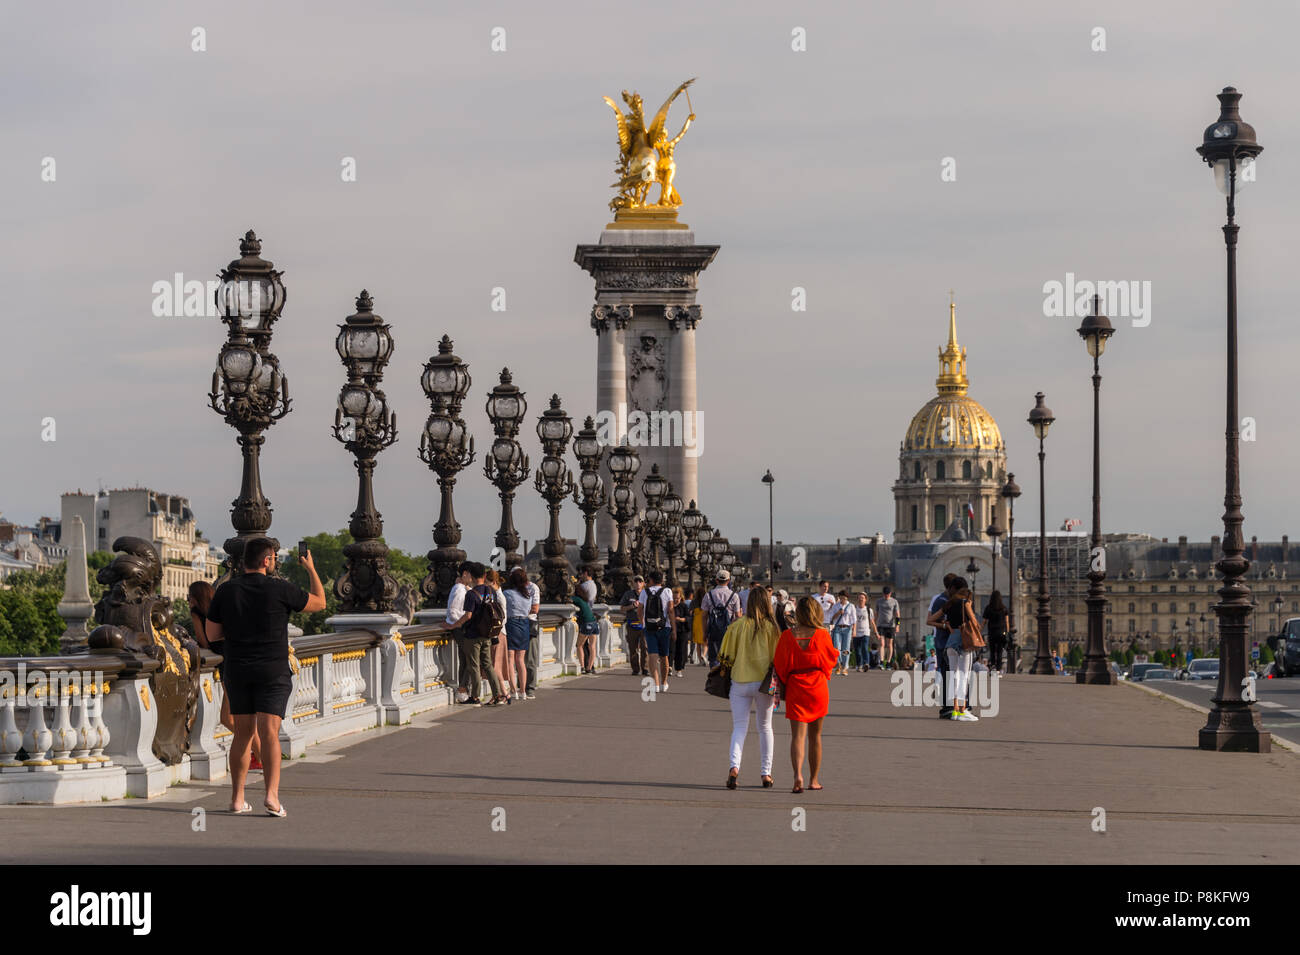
[484,369,530,573]
[640,464,669,574]
[605,441,640,599]
[1272,597,1284,637]
[986,518,1003,598]
[1077,294,1117,684]
[331,290,399,614]
[762,470,776,582]
[1028,392,1056,675]
[695,516,714,585]
[660,484,684,590]
[208,230,290,571]
[534,395,575,602]
[418,335,474,607]
[572,417,607,586]
[1000,474,1021,674]
[1195,86,1269,752]
[965,556,979,598]
[680,500,703,593]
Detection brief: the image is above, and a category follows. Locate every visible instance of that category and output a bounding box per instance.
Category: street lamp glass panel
[220,346,258,385]
[608,446,632,476]
[491,395,520,422]
[643,471,667,501]
[1213,157,1255,195]
[424,415,452,449]
[340,385,374,419]
[541,457,562,480]
[644,505,662,525]
[580,470,602,494]
[539,417,568,442]
[491,438,519,467]
[573,432,600,459]
[612,485,633,508]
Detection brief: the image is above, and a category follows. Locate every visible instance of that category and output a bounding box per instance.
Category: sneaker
[526,691,536,700]
[938,707,953,719]
[676,670,684,678]
[949,709,964,720]
[957,710,980,722]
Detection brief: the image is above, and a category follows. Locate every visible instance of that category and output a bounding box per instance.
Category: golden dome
[902,299,1003,453]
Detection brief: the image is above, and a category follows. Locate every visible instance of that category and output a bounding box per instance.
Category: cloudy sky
[3,0,1297,561]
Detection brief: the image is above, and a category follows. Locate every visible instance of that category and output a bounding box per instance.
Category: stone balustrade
[1,604,628,804]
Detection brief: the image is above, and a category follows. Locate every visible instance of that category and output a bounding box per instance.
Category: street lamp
[605,440,640,599]
[332,290,399,614]
[418,335,474,607]
[572,416,608,590]
[207,231,290,572]
[762,470,776,582]
[640,463,668,574]
[1028,392,1055,675]
[534,395,575,602]
[680,499,703,593]
[1000,474,1021,674]
[1077,294,1117,684]
[484,369,530,573]
[1195,86,1269,752]
[660,483,683,590]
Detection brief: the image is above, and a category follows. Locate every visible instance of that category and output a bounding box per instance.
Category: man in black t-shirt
[454,562,504,705]
[207,538,325,817]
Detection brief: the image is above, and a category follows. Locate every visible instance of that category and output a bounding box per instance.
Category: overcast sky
[3,0,1297,562]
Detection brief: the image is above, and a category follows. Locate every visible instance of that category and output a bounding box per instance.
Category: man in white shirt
[827,591,857,675]
[446,563,475,703]
[524,574,542,699]
[812,580,836,627]
[737,583,751,615]
[852,592,878,672]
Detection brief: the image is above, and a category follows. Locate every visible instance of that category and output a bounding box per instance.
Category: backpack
[644,586,666,628]
[706,590,733,642]
[473,586,505,639]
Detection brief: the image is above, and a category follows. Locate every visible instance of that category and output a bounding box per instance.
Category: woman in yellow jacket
[718,592,781,789]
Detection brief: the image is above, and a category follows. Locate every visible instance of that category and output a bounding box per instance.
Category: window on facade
[962,460,972,480]
[1128,602,1135,613]
[98,527,105,538]
[985,461,993,478]
[1170,585,1177,593]
[101,510,109,519]
[1189,602,1196,612]
[936,461,946,480]
[914,462,921,480]
[1106,618,1112,631]
[1068,619,1075,634]
[1169,602,1177,613]
[1150,602,1158,614]
[1128,619,1135,633]
[1152,619,1159,632]
[934,504,947,529]
[911,505,918,531]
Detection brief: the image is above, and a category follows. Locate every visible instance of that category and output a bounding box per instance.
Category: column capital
[591,304,633,333]
[664,304,701,330]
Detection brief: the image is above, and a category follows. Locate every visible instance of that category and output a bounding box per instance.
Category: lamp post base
[1198,702,1271,752]
[1075,656,1116,684]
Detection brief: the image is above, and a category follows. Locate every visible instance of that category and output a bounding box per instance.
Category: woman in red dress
[773,595,840,793]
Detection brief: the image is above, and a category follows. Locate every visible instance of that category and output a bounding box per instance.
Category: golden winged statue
[603,78,696,213]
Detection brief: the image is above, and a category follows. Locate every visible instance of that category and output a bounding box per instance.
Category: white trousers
[729,680,775,775]
[946,646,974,704]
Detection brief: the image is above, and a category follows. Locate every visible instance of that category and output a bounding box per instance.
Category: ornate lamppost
[639,464,669,574]
[418,335,474,607]
[986,518,1003,598]
[966,556,979,598]
[331,290,399,613]
[1001,474,1021,673]
[708,531,729,582]
[208,230,290,571]
[605,440,641,599]
[484,369,530,572]
[572,417,608,585]
[1028,392,1056,675]
[1195,86,1270,752]
[680,500,703,592]
[534,395,575,602]
[1077,294,1117,684]
[660,483,684,589]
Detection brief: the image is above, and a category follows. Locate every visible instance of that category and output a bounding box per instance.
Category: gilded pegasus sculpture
[603,78,696,212]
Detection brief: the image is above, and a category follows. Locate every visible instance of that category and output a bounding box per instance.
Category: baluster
[22,690,54,768]
[73,686,94,764]
[0,691,23,768]
[50,686,77,766]
[90,682,111,763]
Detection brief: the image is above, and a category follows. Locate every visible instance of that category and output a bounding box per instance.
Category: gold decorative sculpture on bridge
[603,78,696,224]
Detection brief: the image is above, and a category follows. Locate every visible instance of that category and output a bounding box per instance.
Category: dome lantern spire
[937,292,968,396]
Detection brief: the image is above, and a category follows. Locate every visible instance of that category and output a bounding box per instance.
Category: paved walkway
[2,667,1297,864]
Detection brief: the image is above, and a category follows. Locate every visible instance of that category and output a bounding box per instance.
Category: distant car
[1109,661,1126,681]
[1142,667,1176,681]
[1178,659,1220,681]
[1128,663,1167,682]
[1266,618,1300,677]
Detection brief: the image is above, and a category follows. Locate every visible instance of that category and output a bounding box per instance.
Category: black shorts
[224,664,292,717]
[879,626,896,638]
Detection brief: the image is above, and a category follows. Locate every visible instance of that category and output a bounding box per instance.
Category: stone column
[666,305,701,510]
[575,228,718,551]
[592,304,631,550]
[58,516,94,653]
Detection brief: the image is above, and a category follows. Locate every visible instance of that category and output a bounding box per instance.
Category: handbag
[960,600,986,651]
[758,663,779,696]
[705,660,732,699]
